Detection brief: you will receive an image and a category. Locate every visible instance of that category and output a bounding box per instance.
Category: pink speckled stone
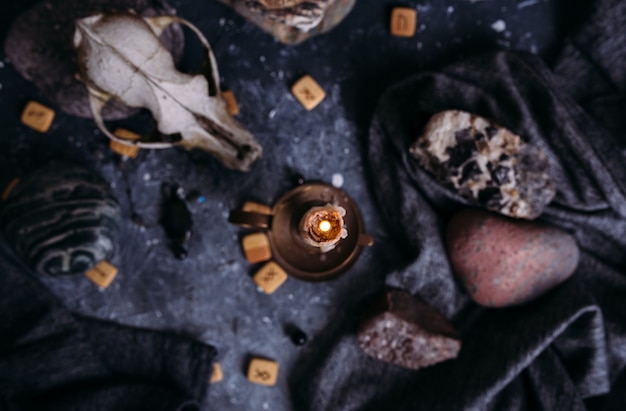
[446,209,579,307]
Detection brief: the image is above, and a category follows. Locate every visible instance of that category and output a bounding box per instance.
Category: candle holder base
[229,182,373,282]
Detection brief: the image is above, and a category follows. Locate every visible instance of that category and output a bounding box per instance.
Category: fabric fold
[0,241,216,411]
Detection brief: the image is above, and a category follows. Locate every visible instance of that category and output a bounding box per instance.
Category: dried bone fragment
[74,12,262,171]
[409,110,555,219]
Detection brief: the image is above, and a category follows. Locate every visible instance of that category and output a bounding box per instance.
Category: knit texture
[0,241,217,411]
[291,0,626,409]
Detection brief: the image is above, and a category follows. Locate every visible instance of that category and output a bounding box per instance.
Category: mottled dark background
[0,1,587,409]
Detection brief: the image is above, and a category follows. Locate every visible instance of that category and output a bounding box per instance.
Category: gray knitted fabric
[291,0,626,410]
[0,241,217,411]
[1,1,624,410]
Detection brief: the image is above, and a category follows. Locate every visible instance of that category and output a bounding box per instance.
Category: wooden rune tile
[242,232,272,264]
[242,201,272,215]
[390,7,417,37]
[253,261,288,294]
[21,101,55,132]
[247,358,279,386]
[85,260,118,288]
[291,75,326,111]
[210,362,224,383]
[109,140,140,158]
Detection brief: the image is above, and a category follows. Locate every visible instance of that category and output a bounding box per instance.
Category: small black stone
[131,213,146,227]
[287,325,308,346]
[161,183,193,259]
[294,173,306,185]
[172,244,188,260]
[185,190,201,203]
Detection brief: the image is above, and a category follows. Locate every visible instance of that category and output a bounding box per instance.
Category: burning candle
[299,203,348,252]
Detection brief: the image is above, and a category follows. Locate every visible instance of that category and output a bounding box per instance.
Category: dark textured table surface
[0,1,582,409]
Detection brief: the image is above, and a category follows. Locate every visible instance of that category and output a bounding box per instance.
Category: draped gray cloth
[291,0,626,409]
[1,0,625,410]
[0,241,217,411]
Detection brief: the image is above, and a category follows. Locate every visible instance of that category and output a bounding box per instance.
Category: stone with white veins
[409,110,555,219]
[0,164,121,276]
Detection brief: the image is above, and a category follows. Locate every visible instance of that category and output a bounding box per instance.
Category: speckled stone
[410,110,556,219]
[357,289,461,370]
[0,164,121,276]
[446,209,579,307]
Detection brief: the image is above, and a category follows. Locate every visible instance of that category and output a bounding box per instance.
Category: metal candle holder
[229,182,373,281]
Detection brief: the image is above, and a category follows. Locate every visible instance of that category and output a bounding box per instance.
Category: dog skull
[74,13,262,171]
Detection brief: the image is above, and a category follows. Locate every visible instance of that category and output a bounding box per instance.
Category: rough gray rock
[357,289,461,370]
[409,110,556,219]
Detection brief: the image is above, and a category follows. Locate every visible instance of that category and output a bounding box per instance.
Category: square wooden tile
[109,140,140,158]
[210,362,223,383]
[242,201,272,215]
[2,178,19,201]
[242,232,272,264]
[222,90,240,116]
[390,7,417,37]
[113,128,140,141]
[21,101,55,132]
[291,75,326,111]
[247,358,279,386]
[85,260,118,288]
[253,261,288,294]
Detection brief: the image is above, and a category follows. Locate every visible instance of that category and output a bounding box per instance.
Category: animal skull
[73,13,262,171]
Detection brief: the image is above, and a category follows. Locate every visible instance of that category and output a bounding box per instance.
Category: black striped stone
[0,164,121,276]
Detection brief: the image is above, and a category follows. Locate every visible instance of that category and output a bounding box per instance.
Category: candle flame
[319,220,332,232]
